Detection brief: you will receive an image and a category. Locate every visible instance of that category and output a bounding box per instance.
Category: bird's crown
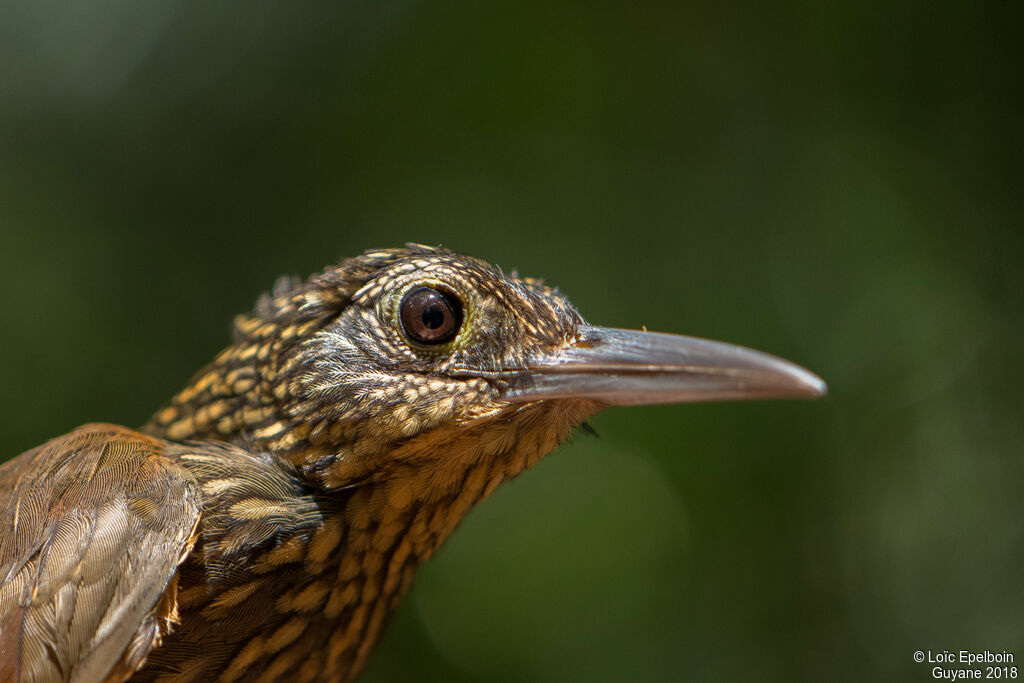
[151,245,594,490]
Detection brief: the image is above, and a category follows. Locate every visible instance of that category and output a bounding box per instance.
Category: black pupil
[400,287,462,345]
[421,305,445,329]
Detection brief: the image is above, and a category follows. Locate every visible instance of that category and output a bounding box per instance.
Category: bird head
[150,244,825,497]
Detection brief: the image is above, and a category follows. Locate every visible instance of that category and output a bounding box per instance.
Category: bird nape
[0,244,825,682]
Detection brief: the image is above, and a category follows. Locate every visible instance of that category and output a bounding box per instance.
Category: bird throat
[141,347,600,680]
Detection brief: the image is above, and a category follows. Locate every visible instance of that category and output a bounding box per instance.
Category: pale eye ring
[399,287,463,345]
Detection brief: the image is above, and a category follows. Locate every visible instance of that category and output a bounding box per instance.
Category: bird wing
[0,424,202,683]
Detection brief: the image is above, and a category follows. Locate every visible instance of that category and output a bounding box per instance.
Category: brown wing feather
[0,424,202,682]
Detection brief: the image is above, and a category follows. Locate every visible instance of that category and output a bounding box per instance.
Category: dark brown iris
[400,286,463,345]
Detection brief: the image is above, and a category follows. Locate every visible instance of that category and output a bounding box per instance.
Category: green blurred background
[1,2,1021,681]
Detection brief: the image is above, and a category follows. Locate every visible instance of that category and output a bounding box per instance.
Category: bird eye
[399,287,463,346]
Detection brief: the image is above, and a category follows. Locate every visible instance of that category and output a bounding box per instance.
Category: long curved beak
[506,326,827,406]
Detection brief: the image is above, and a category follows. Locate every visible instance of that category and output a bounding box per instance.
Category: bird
[0,244,826,682]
